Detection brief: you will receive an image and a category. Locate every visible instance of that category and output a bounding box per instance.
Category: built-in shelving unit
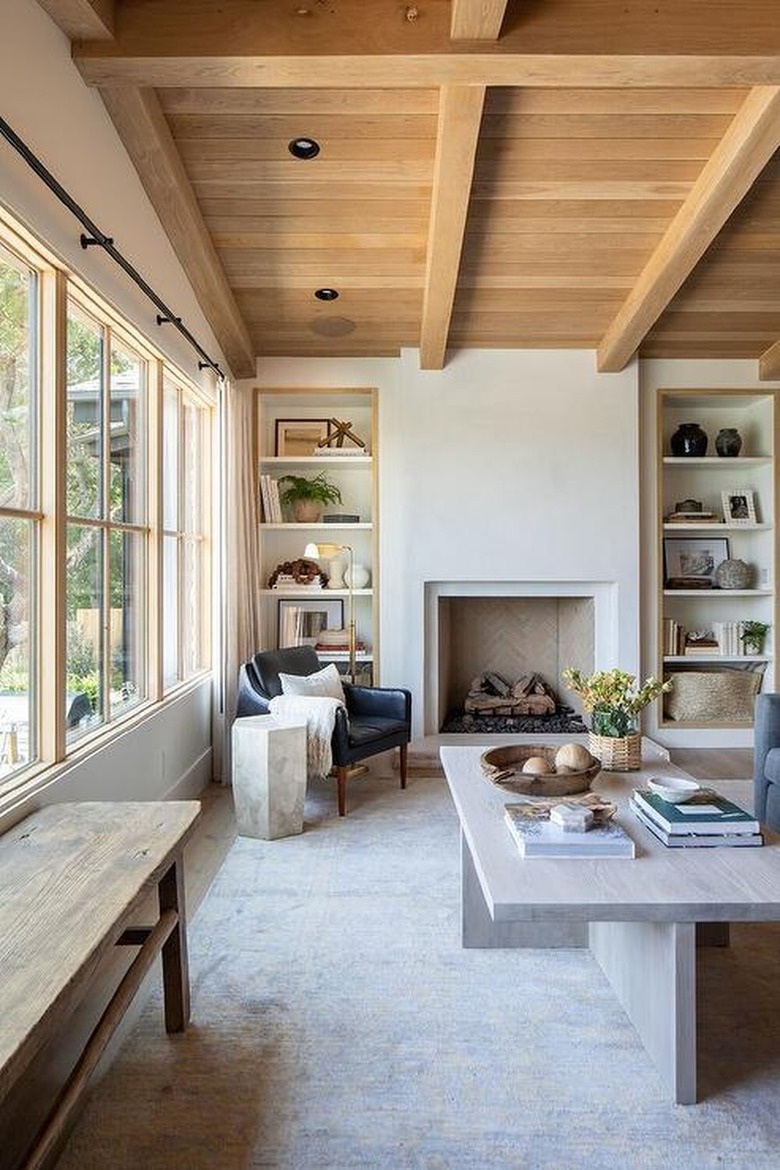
[656,389,778,731]
[255,387,378,684]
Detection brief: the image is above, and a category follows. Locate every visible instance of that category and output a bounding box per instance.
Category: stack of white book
[630,788,763,848]
[259,475,282,522]
[503,804,635,858]
[271,573,323,591]
[711,621,748,656]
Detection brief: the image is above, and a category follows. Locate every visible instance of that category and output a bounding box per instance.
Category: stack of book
[711,621,749,656]
[683,633,720,656]
[503,804,635,858]
[665,509,718,524]
[630,788,763,848]
[259,475,283,522]
[271,573,323,591]
[663,618,684,655]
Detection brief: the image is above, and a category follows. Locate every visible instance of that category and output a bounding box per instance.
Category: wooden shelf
[260,522,372,530]
[262,455,372,467]
[663,588,772,597]
[662,522,773,532]
[260,588,372,597]
[663,655,771,664]
[663,456,771,467]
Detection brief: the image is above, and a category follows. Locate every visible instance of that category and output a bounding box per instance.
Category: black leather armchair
[236,646,412,817]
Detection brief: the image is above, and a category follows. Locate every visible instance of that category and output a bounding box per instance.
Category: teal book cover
[633,789,760,835]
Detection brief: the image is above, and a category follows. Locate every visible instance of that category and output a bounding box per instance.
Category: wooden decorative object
[316,418,366,449]
[587,731,641,772]
[267,559,328,589]
[480,744,600,796]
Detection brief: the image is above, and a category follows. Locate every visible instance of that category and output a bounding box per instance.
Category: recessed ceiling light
[288,137,320,160]
[314,288,340,301]
[310,316,356,337]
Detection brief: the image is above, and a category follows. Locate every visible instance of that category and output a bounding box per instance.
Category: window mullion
[39,267,67,763]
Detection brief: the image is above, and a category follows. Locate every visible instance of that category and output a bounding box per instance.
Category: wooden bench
[0,800,201,1169]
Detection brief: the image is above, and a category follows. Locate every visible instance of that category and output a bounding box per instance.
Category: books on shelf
[664,619,762,657]
[260,474,282,523]
[632,788,760,836]
[503,805,635,859]
[683,636,719,655]
[271,574,323,591]
[630,798,763,848]
[666,510,718,524]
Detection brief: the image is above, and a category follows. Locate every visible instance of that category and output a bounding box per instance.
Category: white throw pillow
[279,662,345,702]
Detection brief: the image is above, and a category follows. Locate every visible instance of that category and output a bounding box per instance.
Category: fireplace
[423,581,619,735]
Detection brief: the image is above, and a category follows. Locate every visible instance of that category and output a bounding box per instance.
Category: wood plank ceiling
[33,0,780,380]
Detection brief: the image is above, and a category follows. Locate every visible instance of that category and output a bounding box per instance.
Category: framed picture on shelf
[278,597,344,648]
[275,419,333,457]
[663,535,729,588]
[721,488,758,526]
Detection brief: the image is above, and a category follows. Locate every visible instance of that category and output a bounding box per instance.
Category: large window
[65,300,147,741]
[0,242,37,778]
[162,378,211,690]
[0,212,215,794]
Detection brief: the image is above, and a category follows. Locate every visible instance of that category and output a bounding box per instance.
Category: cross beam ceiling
[598,86,780,372]
[451,1,509,40]
[99,86,255,378]
[420,85,486,369]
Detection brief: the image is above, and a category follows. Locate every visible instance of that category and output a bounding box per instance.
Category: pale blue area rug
[56,772,780,1169]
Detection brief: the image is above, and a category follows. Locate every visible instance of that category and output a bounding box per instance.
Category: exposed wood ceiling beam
[420,86,485,370]
[99,87,255,378]
[597,86,780,373]
[451,1,509,40]
[758,338,780,379]
[74,55,780,90]
[36,0,114,39]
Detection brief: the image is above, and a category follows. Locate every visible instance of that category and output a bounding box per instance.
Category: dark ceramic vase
[715,427,742,457]
[670,422,708,456]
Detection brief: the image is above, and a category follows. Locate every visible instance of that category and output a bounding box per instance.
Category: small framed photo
[278,597,344,648]
[663,536,730,588]
[275,419,333,457]
[721,489,757,526]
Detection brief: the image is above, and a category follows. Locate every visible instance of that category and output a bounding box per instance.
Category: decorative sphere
[522,756,554,775]
[554,743,594,771]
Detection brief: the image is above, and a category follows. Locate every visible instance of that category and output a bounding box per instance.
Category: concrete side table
[231,715,307,839]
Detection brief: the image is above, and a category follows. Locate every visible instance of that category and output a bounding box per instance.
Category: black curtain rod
[0,115,225,380]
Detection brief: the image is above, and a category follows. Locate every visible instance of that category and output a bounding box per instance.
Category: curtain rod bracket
[156,314,182,326]
[80,233,113,249]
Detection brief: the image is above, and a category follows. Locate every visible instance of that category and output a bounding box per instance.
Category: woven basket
[587,731,641,772]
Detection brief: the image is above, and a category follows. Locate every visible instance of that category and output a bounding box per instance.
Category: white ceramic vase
[344,563,370,589]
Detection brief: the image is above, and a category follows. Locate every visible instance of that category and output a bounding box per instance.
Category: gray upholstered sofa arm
[754,693,780,826]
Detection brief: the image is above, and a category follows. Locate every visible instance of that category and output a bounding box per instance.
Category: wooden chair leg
[399,743,408,790]
[336,766,348,816]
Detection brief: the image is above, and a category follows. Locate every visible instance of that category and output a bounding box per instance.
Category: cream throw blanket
[268,695,344,780]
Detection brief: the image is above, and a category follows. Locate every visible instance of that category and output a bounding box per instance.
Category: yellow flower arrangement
[562,667,672,738]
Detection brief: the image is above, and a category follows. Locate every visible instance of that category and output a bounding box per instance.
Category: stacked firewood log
[463,671,557,717]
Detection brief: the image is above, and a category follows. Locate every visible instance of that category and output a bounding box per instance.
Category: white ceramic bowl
[646,775,701,804]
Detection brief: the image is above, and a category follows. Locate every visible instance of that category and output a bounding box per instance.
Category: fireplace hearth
[440,707,587,735]
[440,669,587,734]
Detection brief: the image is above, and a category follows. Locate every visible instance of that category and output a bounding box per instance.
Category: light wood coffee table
[440,742,780,1105]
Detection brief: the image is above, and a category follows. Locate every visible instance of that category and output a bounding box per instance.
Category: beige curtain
[218,380,263,782]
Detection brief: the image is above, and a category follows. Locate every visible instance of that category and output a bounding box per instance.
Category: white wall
[252,348,641,738]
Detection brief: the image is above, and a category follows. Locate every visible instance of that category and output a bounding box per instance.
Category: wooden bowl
[480,743,601,796]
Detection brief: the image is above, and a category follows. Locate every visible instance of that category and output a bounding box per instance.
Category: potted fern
[278,472,343,522]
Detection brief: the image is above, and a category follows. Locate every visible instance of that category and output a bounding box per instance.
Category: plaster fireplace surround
[424,581,620,736]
